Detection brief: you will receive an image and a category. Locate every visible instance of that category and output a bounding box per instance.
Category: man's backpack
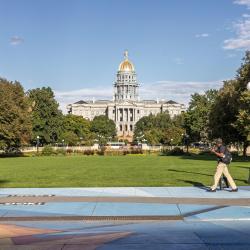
[222,148,232,165]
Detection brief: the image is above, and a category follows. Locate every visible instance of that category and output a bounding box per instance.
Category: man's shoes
[229,188,238,192]
[207,188,216,192]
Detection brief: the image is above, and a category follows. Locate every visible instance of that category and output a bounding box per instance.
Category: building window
[125,125,128,131]
[120,125,122,131]
[130,125,133,131]
[113,110,115,113]
[137,110,140,114]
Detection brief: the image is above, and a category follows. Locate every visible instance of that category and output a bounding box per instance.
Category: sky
[0,0,250,112]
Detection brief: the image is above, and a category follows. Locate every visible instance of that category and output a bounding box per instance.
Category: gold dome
[118,50,135,72]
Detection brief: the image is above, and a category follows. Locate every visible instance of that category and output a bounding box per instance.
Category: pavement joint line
[176,204,182,217]
[186,218,250,221]
[0,215,184,221]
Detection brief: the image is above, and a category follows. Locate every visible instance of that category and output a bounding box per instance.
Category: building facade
[67,51,186,141]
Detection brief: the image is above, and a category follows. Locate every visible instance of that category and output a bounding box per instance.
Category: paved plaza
[0,187,250,249]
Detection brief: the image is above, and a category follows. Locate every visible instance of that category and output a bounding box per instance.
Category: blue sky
[0,0,250,111]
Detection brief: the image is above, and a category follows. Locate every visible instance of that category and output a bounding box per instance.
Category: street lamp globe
[247,82,250,90]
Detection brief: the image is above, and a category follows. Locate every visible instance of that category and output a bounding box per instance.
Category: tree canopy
[185,89,218,142]
[90,115,116,144]
[28,87,63,144]
[209,51,250,155]
[61,114,93,145]
[134,112,184,145]
[0,79,32,151]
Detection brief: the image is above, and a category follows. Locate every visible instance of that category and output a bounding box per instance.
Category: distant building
[67,51,186,141]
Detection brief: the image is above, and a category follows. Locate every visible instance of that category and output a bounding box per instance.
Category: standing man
[208,138,238,192]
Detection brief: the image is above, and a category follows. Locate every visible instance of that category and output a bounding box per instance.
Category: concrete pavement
[0,187,250,249]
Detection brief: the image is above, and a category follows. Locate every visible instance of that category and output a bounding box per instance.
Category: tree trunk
[243,141,249,157]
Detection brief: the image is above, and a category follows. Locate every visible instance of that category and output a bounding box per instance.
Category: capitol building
[67,51,185,141]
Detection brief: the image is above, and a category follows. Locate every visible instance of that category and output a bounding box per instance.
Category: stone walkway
[0,187,250,249]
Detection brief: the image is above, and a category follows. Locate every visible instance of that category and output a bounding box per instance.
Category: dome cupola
[118,50,135,72]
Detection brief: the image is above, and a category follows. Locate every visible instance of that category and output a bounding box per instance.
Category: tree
[235,91,250,154]
[144,128,163,145]
[209,51,250,155]
[233,51,250,155]
[28,87,63,144]
[61,131,79,146]
[134,112,177,145]
[134,112,172,141]
[0,78,32,151]
[185,89,218,142]
[209,80,241,144]
[172,113,185,128]
[162,127,185,146]
[61,114,93,145]
[134,114,155,140]
[90,115,116,144]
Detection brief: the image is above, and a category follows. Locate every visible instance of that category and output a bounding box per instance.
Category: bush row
[39,146,144,156]
[160,147,185,156]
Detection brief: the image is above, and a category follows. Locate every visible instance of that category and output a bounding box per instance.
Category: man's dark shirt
[216,145,226,163]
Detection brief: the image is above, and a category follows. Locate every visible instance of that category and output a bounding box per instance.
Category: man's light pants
[211,162,237,190]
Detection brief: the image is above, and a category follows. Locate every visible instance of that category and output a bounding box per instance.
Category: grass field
[0,155,249,187]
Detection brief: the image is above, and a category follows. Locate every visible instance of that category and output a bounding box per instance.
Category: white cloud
[10,36,24,46]
[195,33,210,38]
[55,86,112,113]
[224,2,250,49]
[173,58,184,65]
[234,0,250,8]
[140,80,223,105]
[55,80,223,113]
[224,18,250,49]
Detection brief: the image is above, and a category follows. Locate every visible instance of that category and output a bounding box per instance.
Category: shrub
[198,150,213,156]
[130,148,143,154]
[66,148,73,154]
[123,150,130,155]
[97,150,104,156]
[160,149,170,156]
[83,149,95,155]
[56,148,66,156]
[231,151,239,157]
[162,147,184,156]
[41,146,56,156]
[105,150,124,156]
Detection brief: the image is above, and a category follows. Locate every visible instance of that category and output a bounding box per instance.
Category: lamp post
[62,139,65,148]
[36,136,40,153]
[182,133,190,153]
[185,134,190,153]
[170,138,173,150]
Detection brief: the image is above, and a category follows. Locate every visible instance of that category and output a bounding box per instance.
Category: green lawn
[0,155,249,187]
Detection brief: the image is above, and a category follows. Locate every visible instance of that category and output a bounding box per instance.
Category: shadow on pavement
[176,179,208,190]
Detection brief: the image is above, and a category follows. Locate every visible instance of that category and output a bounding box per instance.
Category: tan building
[67,51,186,141]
